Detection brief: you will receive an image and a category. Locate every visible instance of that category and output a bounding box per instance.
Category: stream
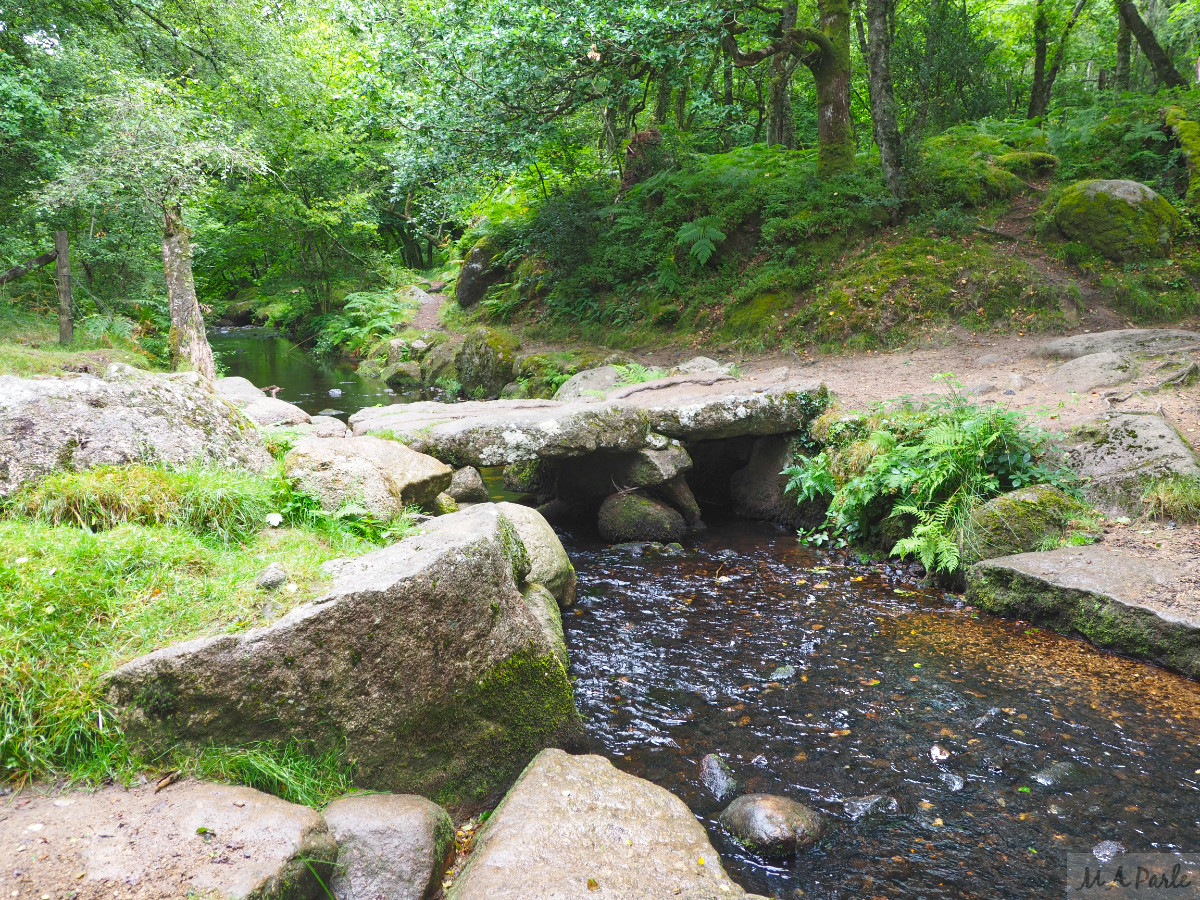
[208,327,393,418]
[233,343,1200,900]
[561,521,1200,899]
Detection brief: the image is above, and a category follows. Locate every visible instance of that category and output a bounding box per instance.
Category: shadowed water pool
[562,521,1200,899]
[208,327,395,418]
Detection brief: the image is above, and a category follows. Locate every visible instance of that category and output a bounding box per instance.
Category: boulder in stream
[699,753,740,803]
[718,794,826,858]
[447,749,767,900]
[597,492,686,544]
[967,544,1200,679]
[495,501,577,606]
[105,505,583,809]
[449,465,491,503]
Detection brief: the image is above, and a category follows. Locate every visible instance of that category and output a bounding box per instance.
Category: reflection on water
[208,327,395,419]
[563,521,1200,899]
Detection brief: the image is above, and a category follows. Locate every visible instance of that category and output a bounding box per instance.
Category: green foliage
[313,289,420,358]
[1140,474,1200,523]
[676,217,726,267]
[190,742,354,808]
[615,362,667,385]
[786,382,1077,574]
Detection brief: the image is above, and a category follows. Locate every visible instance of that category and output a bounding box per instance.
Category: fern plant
[676,216,726,267]
[784,388,1078,575]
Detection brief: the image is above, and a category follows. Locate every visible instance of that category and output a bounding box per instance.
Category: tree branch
[0,250,57,287]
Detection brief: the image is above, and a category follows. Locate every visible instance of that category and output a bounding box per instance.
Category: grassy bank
[0,463,416,804]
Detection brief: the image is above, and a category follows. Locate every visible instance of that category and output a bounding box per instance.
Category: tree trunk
[1115,5,1131,90]
[162,206,216,379]
[812,0,855,175]
[1119,1,1187,87]
[1029,0,1049,117]
[0,250,56,286]
[864,0,904,203]
[654,74,672,123]
[54,231,72,345]
[1029,0,1091,117]
[766,2,799,148]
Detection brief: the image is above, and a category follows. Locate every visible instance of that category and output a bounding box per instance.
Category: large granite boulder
[352,400,653,468]
[0,364,270,497]
[449,466,491,503]
[729,434,812,526]
[105,505,583,810]
[447,749,768,900]
[284,435,452,517]
[967,484,1091,562]
[455,327,521,397]
[1053,179,1180,262]
[718,794,826,859]
[324,794,454,900]
[1063,413,1200,515]
[598,492,686,544]
[0,780,336,900]
[966,545,1200,679]
[455,237,504,309]
[214,375,312,427]
[495,501,577,606]
[214,375,267,403]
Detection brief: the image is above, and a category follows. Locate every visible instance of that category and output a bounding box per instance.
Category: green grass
[1140,474,1200,523]
[0,464,418,799]
[0,305,155,376]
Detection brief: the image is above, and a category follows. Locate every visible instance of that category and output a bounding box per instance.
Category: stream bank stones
[105,505,583,810]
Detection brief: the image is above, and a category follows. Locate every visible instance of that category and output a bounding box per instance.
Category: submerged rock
[718,794,826,858]
[967,545,1200,679]
[699,753,740,802]
[0,364,270,497]
[284,435,452,518]
[324,793,454,900]
[843,794,901,822]
[939,772,966,792]
[597,492,686,544]
[1053,179,1180,262]
[0,780,336,900]
[448,749,765,900]
[105,505,583,808]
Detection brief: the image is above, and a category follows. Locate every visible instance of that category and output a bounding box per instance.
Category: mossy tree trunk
[162,205,216,379]
[1118,1,1187,88]
[1115,2,1132,90]
[54,230,72,345]
[862,0,904,204]
[723,0,854,177]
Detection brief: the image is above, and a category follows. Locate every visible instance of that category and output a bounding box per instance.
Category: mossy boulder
[455,327,521,397]
[455,236,505,309]
[718,794,825,859]
[995,151,1058,178]
[106,505,583,813]
[967,484,1090,562]
[1053,179,1181,262]
[597,492,686,544]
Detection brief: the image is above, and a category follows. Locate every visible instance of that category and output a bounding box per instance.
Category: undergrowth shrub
[785,379,1079,575]
[313,288,420,358]
[1140,473,1200,523]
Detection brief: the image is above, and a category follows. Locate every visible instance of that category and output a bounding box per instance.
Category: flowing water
[562,521,1200,900]
[208,327,395,419]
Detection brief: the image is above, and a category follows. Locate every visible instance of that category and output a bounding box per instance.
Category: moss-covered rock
[995,151,1058,178]
[455,236,505,309]
[513,349,610,399]
[597,492,686,544]
[455,327,521,397]
[967,484,1091,562]
[1053,179,1181,262]
[106,505,583,814]
[1165,106,1200,212]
